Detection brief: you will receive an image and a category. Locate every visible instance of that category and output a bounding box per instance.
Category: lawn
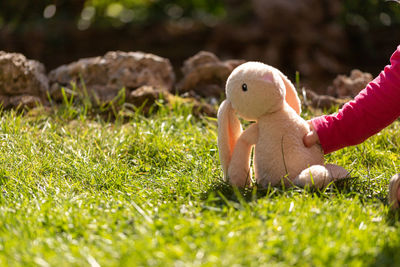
[0,100,399,266]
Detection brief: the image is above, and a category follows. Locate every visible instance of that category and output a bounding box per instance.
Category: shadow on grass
[201,175,389,208]
[369,242,400,267]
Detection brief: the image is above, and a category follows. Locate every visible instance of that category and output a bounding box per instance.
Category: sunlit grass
[0,99,399,266]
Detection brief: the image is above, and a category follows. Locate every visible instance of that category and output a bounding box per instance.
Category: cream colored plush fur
[218,62,348,188]
[389,174,400,210]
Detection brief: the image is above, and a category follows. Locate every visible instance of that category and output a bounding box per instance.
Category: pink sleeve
[311,45,400,154]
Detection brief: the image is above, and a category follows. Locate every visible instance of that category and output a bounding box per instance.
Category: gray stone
[327,69,373,98]
[304,89,348,110]
[0,51,48,108]
[303,69,372,109]
[126,85,217,117]
[127,85,170,113]
[49,51,175,103]
[177,51,244,98]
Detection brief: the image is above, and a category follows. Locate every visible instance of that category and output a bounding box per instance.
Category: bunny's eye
[242,83,248,92]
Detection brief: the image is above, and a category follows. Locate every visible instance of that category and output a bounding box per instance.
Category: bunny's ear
[278,71,302,115]
[217,100,242,179]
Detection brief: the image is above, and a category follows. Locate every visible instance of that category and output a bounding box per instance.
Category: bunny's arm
[228,123,259,187]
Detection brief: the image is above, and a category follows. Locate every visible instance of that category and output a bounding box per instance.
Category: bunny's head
[225,62,301,121]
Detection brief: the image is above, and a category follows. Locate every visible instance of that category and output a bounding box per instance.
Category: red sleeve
[311,45,400,154]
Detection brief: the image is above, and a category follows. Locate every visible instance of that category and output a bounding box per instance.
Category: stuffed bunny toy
[218,62,348,188]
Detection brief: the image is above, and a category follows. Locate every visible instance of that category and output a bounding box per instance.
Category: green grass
[0,100,399,267]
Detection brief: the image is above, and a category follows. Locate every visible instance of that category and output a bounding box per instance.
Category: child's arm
[304,45,400,154]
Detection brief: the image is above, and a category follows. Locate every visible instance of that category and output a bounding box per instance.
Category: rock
[0,51,48,108]
[302,69,372,110]
[327,69,373,98]
[127,85,172,114]
[181,51,220,75]
[177,51,244,98]
[49,51,175,103]
[8,95,43,109]
[191,101,217,117]
[304,89,348,110]
[126,85,216,117]
[0,95,43,109]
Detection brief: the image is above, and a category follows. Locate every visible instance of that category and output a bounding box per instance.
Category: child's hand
[303,121,320,147]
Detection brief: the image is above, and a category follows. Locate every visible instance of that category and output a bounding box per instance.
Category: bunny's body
[218,62,348,188]
[254,103,324,186]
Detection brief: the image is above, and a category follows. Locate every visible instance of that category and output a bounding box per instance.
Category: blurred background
[1,0,400,91]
